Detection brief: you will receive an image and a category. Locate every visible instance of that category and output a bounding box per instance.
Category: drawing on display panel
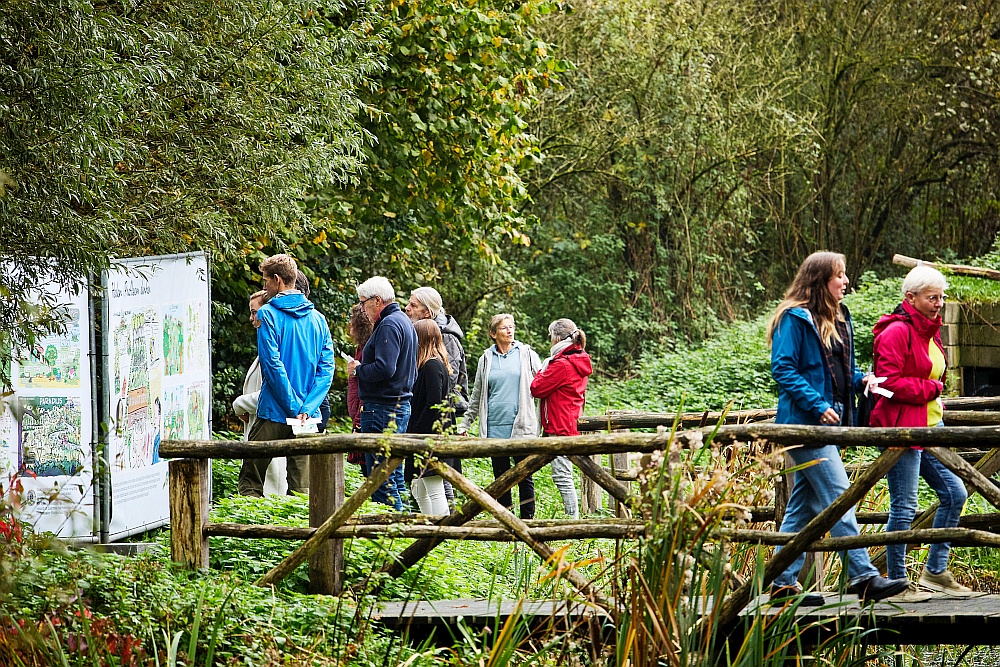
[163,304,185,376]
[111,308,162,470]
[17,308,81,388]
[163,386,186,442]
[186,381,207,440]
[185,303,208,374]
[20,396,83,477]
[0,401,17,475]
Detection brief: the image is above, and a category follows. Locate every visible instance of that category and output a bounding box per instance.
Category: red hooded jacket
[530,344,593,436]
[869,300,946,428]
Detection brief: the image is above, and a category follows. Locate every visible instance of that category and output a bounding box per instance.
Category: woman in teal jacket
[767,251,907,604]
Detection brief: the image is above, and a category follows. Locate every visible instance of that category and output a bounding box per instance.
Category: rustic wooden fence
[160,396,1000,626]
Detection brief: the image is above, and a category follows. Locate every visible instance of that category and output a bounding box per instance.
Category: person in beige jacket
[458,313,541,518]
[233,290,286,495]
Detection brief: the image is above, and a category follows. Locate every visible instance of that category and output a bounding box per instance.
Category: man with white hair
[348,276,417,510]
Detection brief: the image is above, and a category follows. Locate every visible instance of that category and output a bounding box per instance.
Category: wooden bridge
[160,396,1000,646]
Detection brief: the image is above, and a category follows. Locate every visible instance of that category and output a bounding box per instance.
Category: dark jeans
[238,419,309,496]
[361,401,410,511]
[491,455,535,520]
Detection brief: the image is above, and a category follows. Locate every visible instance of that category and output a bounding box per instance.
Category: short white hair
[410,286,443,318]
[357,276,395,302]
[902,265,948,297]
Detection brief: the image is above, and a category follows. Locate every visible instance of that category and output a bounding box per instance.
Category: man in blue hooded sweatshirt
[237,254,335,496]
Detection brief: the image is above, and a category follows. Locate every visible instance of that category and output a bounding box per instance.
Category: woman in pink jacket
[872,265,973,600]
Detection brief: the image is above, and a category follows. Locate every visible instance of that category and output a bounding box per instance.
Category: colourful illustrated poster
[17,308,82,389]
[110,308,162,470]
[20,396,83,477]
[163,304,185,376]
[163,386,186,441]
[104,252,209,540]
[187,381,207,440]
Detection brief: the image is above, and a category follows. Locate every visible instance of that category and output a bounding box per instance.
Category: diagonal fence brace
[715,446,905,630]
[379,453,557,580]
[429,460,612,611]
[256,456,405,588]
[924,446,1000,510]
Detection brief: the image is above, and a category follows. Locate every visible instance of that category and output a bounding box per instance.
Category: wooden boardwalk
[374,594,1000,646]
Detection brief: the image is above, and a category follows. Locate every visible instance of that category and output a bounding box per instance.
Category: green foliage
[1,547,404,667]
[208,0,559,419]
[588,319,777,414]
[587,274,906,413]
[516,0,1000,370]
[0,0,384,388]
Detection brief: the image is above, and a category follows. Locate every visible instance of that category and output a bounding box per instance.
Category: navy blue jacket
[256,292,335,423]
[357,302,417,403]
[771,306,864,425]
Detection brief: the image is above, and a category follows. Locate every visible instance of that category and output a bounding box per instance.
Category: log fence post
[258,456,403,588]
[309,453,344,595]
[169,458,210,569]
[580,455,603,514]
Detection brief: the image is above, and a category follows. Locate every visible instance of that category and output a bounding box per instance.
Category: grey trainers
[889,582,933,603]
[918,568,975,597]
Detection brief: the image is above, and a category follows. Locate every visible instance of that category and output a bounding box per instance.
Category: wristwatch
[350,365,358,377]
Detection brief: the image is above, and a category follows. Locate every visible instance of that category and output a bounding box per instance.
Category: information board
[103,252,210,539]
[0,283,96,539]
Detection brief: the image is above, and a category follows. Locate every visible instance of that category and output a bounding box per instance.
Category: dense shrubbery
[588,274,905,414]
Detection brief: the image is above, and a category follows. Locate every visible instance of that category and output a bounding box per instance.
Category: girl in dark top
[406,319,459,514]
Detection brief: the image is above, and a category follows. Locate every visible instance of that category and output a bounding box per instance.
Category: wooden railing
[160,395,1000,624]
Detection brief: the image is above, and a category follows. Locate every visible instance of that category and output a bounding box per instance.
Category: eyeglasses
[358,295,378,306]
[925,295,947,304]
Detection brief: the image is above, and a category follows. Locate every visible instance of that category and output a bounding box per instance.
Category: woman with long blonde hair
[406,319,459,514]
[767,251,907,604]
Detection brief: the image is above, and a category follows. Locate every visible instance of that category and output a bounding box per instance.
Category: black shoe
[769,585,825,606]
[848,576,909,602]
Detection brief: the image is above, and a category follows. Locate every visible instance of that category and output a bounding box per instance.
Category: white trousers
[411,475,449,515]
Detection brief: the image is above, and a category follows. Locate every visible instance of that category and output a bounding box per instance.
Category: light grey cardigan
[458,342,541,438]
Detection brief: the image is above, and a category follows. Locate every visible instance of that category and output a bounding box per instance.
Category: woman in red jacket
[531,319,593,519]
[872,265,972,599]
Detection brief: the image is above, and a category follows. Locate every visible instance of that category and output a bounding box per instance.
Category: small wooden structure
[942,301,1000,396]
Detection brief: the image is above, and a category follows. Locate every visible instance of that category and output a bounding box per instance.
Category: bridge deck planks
[375,594,1000,645]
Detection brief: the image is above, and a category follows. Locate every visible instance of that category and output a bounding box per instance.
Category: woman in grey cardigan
[458,313,541,519]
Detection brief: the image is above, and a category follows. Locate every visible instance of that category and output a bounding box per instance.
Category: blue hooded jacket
[771,306,865,425]
[256,292,335,424]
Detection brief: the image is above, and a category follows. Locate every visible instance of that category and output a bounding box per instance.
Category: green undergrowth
[157,455,623,602]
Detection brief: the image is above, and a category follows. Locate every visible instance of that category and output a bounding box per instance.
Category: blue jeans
[886,442,967,579]
[774,444,880,588]
[361,401,411,511]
